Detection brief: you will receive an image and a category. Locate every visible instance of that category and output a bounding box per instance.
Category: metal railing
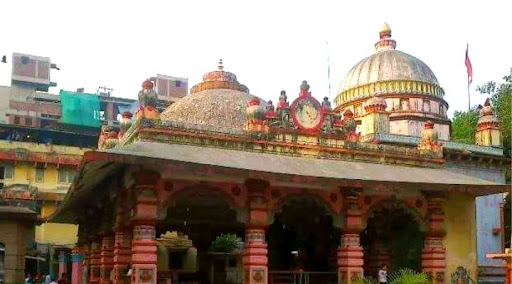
[269,270,337,284]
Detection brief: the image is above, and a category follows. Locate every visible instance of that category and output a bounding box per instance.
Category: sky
[0,0,510,118]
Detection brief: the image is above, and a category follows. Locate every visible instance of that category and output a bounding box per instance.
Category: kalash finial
[218,59,224,71]
[375,22,396,52]
[380,22,391,35]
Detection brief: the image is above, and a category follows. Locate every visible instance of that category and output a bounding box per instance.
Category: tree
[451,109,479,144]
[477,68,512,158]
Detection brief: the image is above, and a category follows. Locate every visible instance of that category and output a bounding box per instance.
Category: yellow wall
[0,141,89,248]
[35,203,78,246]
[444,193,477,279]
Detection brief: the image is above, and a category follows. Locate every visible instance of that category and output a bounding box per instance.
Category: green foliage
[451,109,479,144]
[209,233,242,253]
[352,277,377,284]
[477,68,512,158]
[388,269,430,284]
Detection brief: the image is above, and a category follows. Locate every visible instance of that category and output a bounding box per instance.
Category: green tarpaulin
[59,90,100,127]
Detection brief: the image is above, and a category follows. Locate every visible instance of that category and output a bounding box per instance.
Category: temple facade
[50,27,508,284]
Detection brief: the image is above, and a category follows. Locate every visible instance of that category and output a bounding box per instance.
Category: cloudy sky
[0,0,510,117]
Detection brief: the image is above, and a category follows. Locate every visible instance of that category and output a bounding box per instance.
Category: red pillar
[82,244,91,284]
[130,170,160,284]
[243,179,269,284]
[367,240,390,278]
[71,247,84,284]
[113,187,133,284]
[58,251,68,279]
[89,241,102,284]
[113,231,132,284]
[338,188,364,284]
[422,194,446,284]
[100,236,115,284]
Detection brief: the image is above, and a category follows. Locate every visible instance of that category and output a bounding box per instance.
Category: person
[44,274,51,284]
[378,264,388,284]
[49,278,58,284]
[25,274,34,284]
[57,273,67,284]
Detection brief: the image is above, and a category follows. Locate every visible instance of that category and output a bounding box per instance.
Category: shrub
[388,269,429,284]
[209,233,242,253]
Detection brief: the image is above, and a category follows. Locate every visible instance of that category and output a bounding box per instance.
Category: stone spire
[475,98,501,146]
[375,22,397,52]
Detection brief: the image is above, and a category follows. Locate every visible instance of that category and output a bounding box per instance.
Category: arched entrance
[158,186,244,284]
[267,195,339,282]
[361,199,425,278]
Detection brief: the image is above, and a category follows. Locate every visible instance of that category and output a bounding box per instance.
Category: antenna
[326,41,331,98]
[97,86,114,97]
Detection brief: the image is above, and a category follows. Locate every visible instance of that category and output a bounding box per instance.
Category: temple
[50,25,509,284]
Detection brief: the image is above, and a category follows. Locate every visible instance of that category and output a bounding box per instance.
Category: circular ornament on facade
[291,96,325,132]
[164,181,174,192]
[231,186,241,196]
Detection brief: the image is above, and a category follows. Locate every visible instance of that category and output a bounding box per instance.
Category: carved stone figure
[136,79,160,120]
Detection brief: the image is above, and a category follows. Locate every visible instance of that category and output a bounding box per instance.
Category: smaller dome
[364,96,387,112]
[142,79,154,90]
[161,60,266,132]
[479,98,493,116]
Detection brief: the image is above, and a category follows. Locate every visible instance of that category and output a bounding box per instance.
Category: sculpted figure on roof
[137,79,160,120]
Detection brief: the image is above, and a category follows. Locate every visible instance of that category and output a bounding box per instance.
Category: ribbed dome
[161,60,266,132]
[339,50,440,92]
[335,24,444,107]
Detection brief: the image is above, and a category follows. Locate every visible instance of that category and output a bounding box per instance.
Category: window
[58,168,76,184]
[175,80,181,87]
[0,165,14,180]
[25,117,33,126]
[35,167,45,183]
[14,116,20,125]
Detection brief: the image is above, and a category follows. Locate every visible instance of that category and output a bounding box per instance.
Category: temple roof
[50,141,508,224]
[336,23,444,106]
[160,60,266,131]
[103,142,504,187]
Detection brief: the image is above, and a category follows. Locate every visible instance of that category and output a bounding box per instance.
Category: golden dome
[335,24,444,107]
[161,61,266,132]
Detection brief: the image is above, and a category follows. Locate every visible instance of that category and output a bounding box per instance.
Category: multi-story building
[0,52,186,283]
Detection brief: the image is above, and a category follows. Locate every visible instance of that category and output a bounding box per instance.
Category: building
[0,52,187,283]
[50,26,508,284]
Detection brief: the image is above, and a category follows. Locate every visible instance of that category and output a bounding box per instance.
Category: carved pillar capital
[131,171,159,227]
[424,192,446,237]
[132,170,160,187]
[244,179,270,229]
[341,186,363,234]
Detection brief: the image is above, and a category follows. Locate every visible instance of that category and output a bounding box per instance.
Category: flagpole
[468,78,471,111]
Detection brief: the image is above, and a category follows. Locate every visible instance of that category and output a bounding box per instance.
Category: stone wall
[0,220,32,284]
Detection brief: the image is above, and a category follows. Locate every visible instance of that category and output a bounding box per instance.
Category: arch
[270,192,339,227]
[363,196,427,233]
[159,182,240,221]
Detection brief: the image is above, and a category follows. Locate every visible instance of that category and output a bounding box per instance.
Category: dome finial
[375,22,396,52]
[218,59,224,71]
[380,22,391,34]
